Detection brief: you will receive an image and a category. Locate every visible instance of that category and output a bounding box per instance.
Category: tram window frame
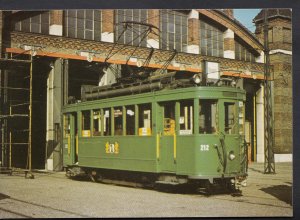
[81,110,91,137]
[224,102,237,134]
[63,114,71,138]
[162,102,176,136]
[179,100,194,135]
[138,103,152,136]
[126,105,135,135]
[114,106,123,136]
[199,99,218,134]
[92,109,102,136]
[103,108,111,136]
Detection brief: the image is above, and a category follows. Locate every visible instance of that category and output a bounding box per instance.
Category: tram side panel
[78,136,157,172]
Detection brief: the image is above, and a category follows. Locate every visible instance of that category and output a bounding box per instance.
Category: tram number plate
[200,144,209,151]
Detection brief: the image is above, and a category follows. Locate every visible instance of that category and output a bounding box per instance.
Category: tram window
[104,108,111,136]
[63,114,71,138]
[93,110,101,136]
[82,111,91,137]
[138,103,152,136]
[199,100,218,134]
[126,105,135,135]
[114,106,123,136]
[225,102,236,134]
[179,100,193,135]
[163,102,175,135]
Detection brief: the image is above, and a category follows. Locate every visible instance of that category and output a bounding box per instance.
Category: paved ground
[0,162,293,218]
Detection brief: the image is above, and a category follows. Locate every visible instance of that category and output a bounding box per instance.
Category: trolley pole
[263,9,275,174]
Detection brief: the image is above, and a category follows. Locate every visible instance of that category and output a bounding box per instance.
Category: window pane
[199,20,223,57]
[82,111,91,137]
[85,19,93,30]
[115,9,147,46]
[126,106,135,135]
[31,14,40,23]
[199,100,218,134]
[41,12,49,24]
[225,103,236,134]
[86,10,93,20]
[77,10,84,19]
[31,23,40,33]
[138,103,152,136]
[94,10,101,21]
[14,21,21,31]
[64,114,71,138]
[114,107,123,136]
[22,18,30,32]
[104,109,111,136]
[93,110,102,136]
[179,100,193,135]
[163,102,175,136]
[68,17,76,28]
[85,30,93,40]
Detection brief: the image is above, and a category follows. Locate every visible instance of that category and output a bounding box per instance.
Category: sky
[234,9,261,33]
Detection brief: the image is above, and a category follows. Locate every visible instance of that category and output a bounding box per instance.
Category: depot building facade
[0,9,292,170]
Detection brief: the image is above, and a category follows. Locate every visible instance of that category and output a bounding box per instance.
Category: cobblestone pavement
[0,162,293,218]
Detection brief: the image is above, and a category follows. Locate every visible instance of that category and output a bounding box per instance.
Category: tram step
[155,181,180,185]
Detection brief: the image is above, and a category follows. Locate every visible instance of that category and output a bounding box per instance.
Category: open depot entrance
[0,56,103,170]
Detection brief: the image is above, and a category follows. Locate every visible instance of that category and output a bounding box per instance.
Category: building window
[12,11,50,34]
[283,27,292,43]
[200,20,224,57]
[235,39,255,62]
[115,9,148,47]
[160,10,188,52]
[64,10,101,41]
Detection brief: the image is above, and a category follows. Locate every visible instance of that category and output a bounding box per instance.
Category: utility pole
[263,9,275,174]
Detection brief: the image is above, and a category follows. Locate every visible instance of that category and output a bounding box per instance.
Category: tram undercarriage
[65,165,245,195]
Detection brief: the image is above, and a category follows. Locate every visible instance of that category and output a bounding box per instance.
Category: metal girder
[263,9,275,174]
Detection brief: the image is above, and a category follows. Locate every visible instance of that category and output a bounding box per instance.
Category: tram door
[222,100,244,173]
[63,113,78,166]
[158,102,176,172]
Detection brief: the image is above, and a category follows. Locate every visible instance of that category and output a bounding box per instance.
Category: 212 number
[200,144,209,151]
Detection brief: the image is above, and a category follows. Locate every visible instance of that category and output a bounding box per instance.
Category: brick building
[254,9,292,162]
[0,9,291,171]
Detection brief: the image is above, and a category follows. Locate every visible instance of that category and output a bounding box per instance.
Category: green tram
[62,75,247,192]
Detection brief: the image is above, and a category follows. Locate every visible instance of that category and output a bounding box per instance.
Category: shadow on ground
[260,184,292,205]
[248,167,265,174]
[0,193,10,200]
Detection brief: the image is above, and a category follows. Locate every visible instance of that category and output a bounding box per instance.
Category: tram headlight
[192,74,202,84]
[229,151,236,161]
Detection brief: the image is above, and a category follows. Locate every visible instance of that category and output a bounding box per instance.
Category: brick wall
[224,38,234,51]
[254,15,292,154]
[102,10,114,33]
[148,10,159,40]
[188,18,199,46]
[50,10,62,26]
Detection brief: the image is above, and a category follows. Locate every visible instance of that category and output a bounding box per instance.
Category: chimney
[223,9,234,19]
